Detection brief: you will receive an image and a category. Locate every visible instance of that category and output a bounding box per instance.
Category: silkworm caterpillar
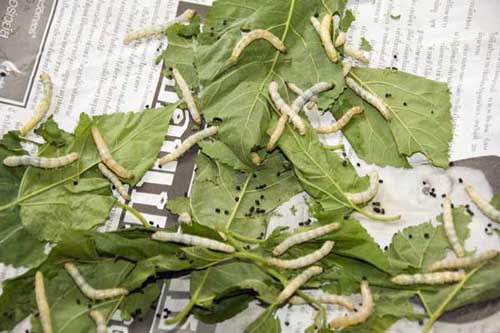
[35,271,53,333]
[123,9,196,44]
[319,15,338,63]
[344,45,370,64]
[272,223,340,256]
[426,250,498,272]
[286,82,317,112]
[329,281,374,328]
[20,72,52,136]
[309,16,321,34]
[268,81,307,135]
[98,163,130,200]
[159,126,218,165]
[391,271,466,285]
[89,310,106,333]
[172,67,202,125]
[334,32,347,47]
[465,185,500,223]
[289,293,354,310]
[344,171,379,204]
[442,198,465,257]
[277,266,323,303]
[178,212,192,225]
[250,152,262,166]
[345,77,392,120]
[3,152,79,168]
[230,29,287,64]
[267,241,334,269]
[64,262,129,300]
[342,61,352,77]
[151,231,236,253]
[266,114,288,152]
[91,127,134,179]
[291,82,333,116]
[316,106,363,134]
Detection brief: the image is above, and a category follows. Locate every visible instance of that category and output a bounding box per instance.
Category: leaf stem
[19,137,42,146]
[230,231,266,243]
[115,201,149,228]
[322,143,344,151]
[416,290,432,317]
[225,174,252,230]
[354,207,401,222]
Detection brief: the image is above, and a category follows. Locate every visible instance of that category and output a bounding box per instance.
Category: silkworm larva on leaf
[267,241,334,269]
[272,223,340,256]
[309,16,321,34]
[266,113,288,152]
[291,82,333,116]
[329,281,374,328]
[172,67,202,125]
[316,106,363,134]
[344,171,379,204]
[91,127,134,179]
[465,185,500,223]
[345,77,392,120]
[178,212,192,225]
[442,198,465,257]
[64,262,129,300]
[344,45,370,64]
[151,231,236,253]
[159,126,218,165]
[3,152,79,168]
[35,271,53,333]
[277,266,323,303]
[334,32,347,47]
[98,163,130,200]
[391,271,466,285]
[20,72,52,136]
[286,82,317,112]
[289,293,354,310]
[230,29,287,64]
[426,250,498,272]
[319,15,338,63]
[342,61,352,77]
[250,152,262,166]
[268,81,307,135]
[89,310,106,333]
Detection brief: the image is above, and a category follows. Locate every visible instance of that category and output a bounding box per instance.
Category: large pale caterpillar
[309,16,321,34]
[3,152,79,168]
[286,82,317,112]
[342,61,352,77]
[465,185,500,223]
[98,163,130,200]
[268,81,307,135]
[266,114,288,152]
[391,271,466,285]
[123,9,196,44]
[290,82,333,115]
[159,126,218,165]
[344,171,379,204]
[91,127,134,179]
[35,271,53,333]
[151,231,236,253]
[20,72,52,136]
[272,223,340,256]
[277,266,323,303]
[319,15,338,63]
[345,77,392,120]
[316,106,363,134]
[172,67,202,125]
[289,293,354,310]
[442,198,465,257]
[335,32,347,47]
[329,281,374,328]
[89,310,106,333]
[64,262,129,300]
[178,212,192,225]
[230,29,287,64]
[344,45,370,64]
[426,250,498,272]
[267,241,334,269]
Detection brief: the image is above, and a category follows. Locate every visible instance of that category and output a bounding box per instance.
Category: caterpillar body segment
[20,72,53,136]
[267,241,334,269]
[391,271,466,285]
[250,152,262,166]
[159,126,218,165]
[334,32,347,47]
[178,212,192,225]
[442,198,465,257]
[290,82,333,116]
[266,114,288,152]
[89,310,107,333]
[268,81,307,135]
[277,266,323,303]
[426,250,498,272]
[309,16,321,34]
[345,77,392,120]
[316,106,363,134]
[272,223,340,256]
[172,67,202,125]
[230,29,287,64]
[91,127,134,179]
[319,15,338,63]
[342,61,352,77]
[3,152,79,168]
[344,45,370,64]
[329,281,374,328]
[35,271,53,333]
[344,171,379,204]
[98,163,130,200]
[151,231,236,253]
[286,82,317,112]
[289,293,354,310]
[465,185,500,223]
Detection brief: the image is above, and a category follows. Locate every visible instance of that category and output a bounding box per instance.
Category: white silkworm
[391,271,466,285]
[159,126,218,165]
[289,293,354,310]
[266,113,288,152]
[442,198,465,257]
[151,231,236,253]
[250,152,262,166]
[123,9,196,44]
[286,82,317,112]
[20,72,52,136]
[64,262,129,300]
[277,266,323,303]
[178,212,192,225]
[3,152,79,168]
[316,106,363,134]
[272,223,340,256]
[334,32,347,47]
[345,77,392,120]
[426,250,498,272]
[309,16,321,34]
[230,29,287,64]
[344,171,379,204]
[344,45,370,64]
[267,241,334,269]
[268,81,307,135]
[35,271,53,333]
[91,127,134,179]
[89,310,106,333]
[319,15,338,63]
[98,163,130,200]
[291,82,333,116]
[329,281,374,328]
[465,185,500,223]
[342,61,352,77]
[172,67,202,125]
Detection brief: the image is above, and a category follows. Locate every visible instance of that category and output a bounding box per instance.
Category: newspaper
[1,0,500,332]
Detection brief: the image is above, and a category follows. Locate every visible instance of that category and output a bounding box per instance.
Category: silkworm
[268,81,307,135]
[316,106,363,134]
[272,223,340,256]
[309,16,321,34]
[343,61,352,77]
[20,72,52,136]
[344,45,370,64]
[465,185,500,223]
[286,82,317,112]
[344,171,379,204]
[64,262,129,300]
[178,212,192,225]
[442,198,465,257]
[345,77,392,120]
[426,250,498,272]
[35,271,53,333]
[151,231,236,253]
[123,9,196,44]
[89,310,106,333]
[329,281,374,328]
[98,163,130,200]
[319,15,338,63]
[334,32,347,47]
[230,29,287,64]
[291,82,333,116]
[250,152,262,166]
[266,114,288,152]
[172,67,202,125]
[3,152,79,168]
[277,266,323,303]
[391,271,466,285]
[159,126,218,165]
[91,127,134,179]
[267,241,334,269]
[289,293,354,310]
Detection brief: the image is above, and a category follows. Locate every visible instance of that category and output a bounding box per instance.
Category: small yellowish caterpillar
[289,293,354,310]
[286,82,317,112]
[426,250,498,272]
[329,281,374,328]
[151,231,236,253]
[3,152,79,168]
[91,127,134,179]
[272,223,340,256]
[391,271,466,285]
[230,29,287,64]
[35,271,53,333]
[178,212,192,225]
[20,73,52,136]
[267,241,334,269]
[442,198,465,257]
[277,266,323,303]
[159,126,218,165]
[309,16,321,34]
[345,77,392,120]
[291,82,333,116]
[98,163,130,200]
[334,32,347,47]
[319,15,338,63]
[172,67,202,125]
[316,106,363,134]
[266,114,288,152]
[123,9,196,44]
[344,45,370,64]
[344,171,379,204]
[268,81,307,135]
[64,262,129,300]
[465,185,500,223]
[89,310,106,333]
[342,61,352,77]
[250,152,262,166]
